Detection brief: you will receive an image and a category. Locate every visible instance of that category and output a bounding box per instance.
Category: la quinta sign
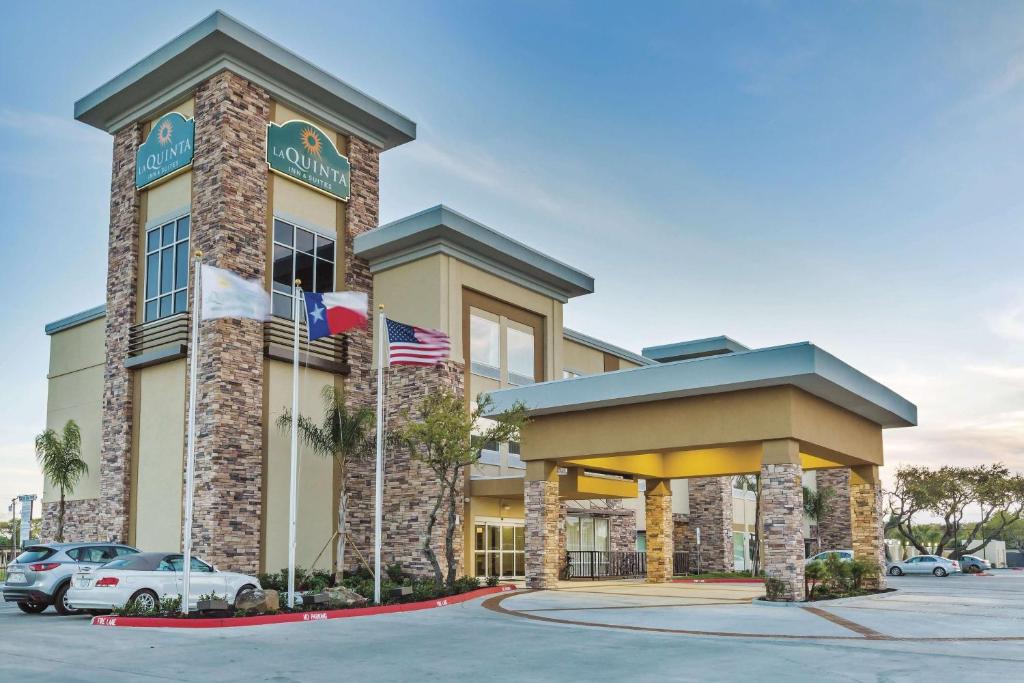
[135,112,194,189]
[266,120,350,201]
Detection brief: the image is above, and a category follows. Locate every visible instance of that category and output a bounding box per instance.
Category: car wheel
[933,567,948,577]
[129,589,159,612]
[53,582,81,616]
[889,566,903,576]
[968,565,981,574]
[16,601,48,614]
[234,584,257,606]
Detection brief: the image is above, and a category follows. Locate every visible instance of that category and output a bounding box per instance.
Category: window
[14,547,56,564]
[507,441,525,469]
[469,312,500,379]
[474,521,525,577]
[67,546,117,563]
[506,323,535,385]
[566,516,609,551]
[468,305,539,385]
[473,434,500,466]
[635,531,647,552]
[144,215,190,322]
[272,218,335,319]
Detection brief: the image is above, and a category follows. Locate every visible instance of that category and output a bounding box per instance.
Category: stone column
[850,465,887,590]
[680,476,733,572]
[96,122,143,544]
[645,478,674,583]
[816,468,852,551]
[525,461,560,589]
[187,71,270,573]
[761,439,805,601]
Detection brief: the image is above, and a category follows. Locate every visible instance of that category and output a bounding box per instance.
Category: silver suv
[3,543,139,615]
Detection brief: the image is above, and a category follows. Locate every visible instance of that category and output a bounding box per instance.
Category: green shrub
[849,557,879,590]
[453,576,480,594]
[158,595,182,616]
[804,561,825,600]
[385,563,407,583]
[485,575,499,587]
[410,579,444,602]
[764,577,788,601]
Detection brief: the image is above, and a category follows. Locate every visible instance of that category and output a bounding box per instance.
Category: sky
[1,1,1023,515]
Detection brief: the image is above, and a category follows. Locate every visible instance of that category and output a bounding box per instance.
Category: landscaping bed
[99,564,510,625]
[93,585,515,628]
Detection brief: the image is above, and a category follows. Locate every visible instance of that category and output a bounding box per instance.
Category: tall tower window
[272,218,335,319]
[143,215,190,322]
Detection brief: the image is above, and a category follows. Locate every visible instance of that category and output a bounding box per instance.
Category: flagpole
[182,251,203,615]
[288,280,303,610]
[374,306,385,605]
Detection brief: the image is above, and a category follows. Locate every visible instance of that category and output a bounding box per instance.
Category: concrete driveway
[491,573,1024,640]
[2,572,1023,681]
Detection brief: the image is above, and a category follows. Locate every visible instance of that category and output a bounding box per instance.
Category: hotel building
[41,12,915,598]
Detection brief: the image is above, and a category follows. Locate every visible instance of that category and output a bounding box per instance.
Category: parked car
[67,552,260,613]
[887,554,961,577]
[958,555,992,573]
[805,549,853,565]
[3,542,139,614]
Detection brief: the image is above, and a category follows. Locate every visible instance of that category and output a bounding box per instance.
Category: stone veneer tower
[68,12,416,572]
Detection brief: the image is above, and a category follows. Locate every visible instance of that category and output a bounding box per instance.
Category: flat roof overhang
[485,342,916,428]
[74,11,416,149]
[470,467,638,501]
[354,205,594,302]
[482,343,917,477]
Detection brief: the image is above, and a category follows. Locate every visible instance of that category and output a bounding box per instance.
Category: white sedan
[67,551,260,612]
[887,554,961,577]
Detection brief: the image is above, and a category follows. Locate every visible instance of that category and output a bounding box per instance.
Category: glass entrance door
[474,520,525,578]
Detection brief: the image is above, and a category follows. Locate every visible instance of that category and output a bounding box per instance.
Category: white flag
[200,264,271,321]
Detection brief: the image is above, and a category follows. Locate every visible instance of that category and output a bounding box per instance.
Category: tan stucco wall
[271,101,345,234]
[521,386,884,470]
[371,255,564,377]
[43,319,106,503]
[562,338,605,376]
[264,360,336,573]
[132,360,186,551]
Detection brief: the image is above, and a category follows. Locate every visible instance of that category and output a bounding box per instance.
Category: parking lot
[2,572,1024,682]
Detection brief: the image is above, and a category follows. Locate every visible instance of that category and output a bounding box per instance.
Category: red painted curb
[672,578,764,584]
[91,584,517,629]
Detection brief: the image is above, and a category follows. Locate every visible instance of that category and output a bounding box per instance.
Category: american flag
[385,318,451,366]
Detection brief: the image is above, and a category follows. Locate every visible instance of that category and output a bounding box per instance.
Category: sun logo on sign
[300,127,323,157]
[157,119,174,145]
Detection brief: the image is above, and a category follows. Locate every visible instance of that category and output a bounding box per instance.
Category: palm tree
[277,386,374,581]
[803,485,836,554]
[35,420,88,542]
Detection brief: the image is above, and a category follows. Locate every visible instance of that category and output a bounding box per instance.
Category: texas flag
[303,291,369,341]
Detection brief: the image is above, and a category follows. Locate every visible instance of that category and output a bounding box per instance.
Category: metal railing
[565,551,647,580]
[562,550,700,580]
[128,313,189,357]
[263,318,348,367]
[126,315,349,373]
[673,551,694,576]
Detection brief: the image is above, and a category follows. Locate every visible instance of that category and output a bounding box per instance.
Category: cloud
[987,296,1024,341]
[967,364,1024,382]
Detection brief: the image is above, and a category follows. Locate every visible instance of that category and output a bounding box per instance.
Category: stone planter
[197,598,229,613]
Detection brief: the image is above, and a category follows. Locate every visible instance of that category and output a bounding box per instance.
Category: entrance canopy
[483,342,916,479]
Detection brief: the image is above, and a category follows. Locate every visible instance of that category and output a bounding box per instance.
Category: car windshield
[14,547,56,564]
